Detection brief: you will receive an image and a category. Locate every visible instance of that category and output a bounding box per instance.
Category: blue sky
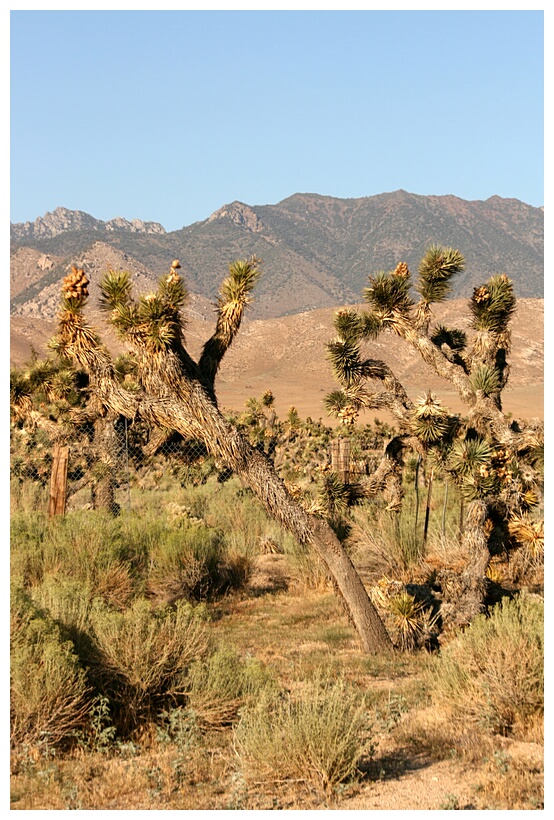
[9,7,544,232]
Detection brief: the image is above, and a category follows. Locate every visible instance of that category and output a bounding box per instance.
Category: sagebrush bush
[234,676,371,793]
[31,575,92,634]
[10,509,141,603]
[87,597,209,733]
[348,505,424,580]
[10,585,92,750]
[428,592,543,736]
[186,646,274,729]
[146,523,243,604]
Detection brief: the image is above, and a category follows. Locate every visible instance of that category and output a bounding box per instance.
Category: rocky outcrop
[37,253,55,271]
[207,201,265,233]
[10,206,166,243]
[105,216,166,234]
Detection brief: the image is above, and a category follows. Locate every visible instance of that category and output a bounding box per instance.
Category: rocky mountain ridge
[11,191,543,322]
[11,206,166,242]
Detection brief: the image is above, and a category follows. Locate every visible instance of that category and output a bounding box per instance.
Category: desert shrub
[234,676,372,793]
[284,539,331,591]
[87,597,209,733]
[348,504,424,582]
[428,592,543,736]
[185,646,274,729]
[10,509,140,599]
[10,510,49,585]
[146,523,242,603]
[184,477,295,556]
[31,575,92,634]
[10,585,92,750]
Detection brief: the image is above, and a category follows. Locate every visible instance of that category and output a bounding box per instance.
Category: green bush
[146,523,238,603]
[10,585,91,750]
[87,597,209,733]
[234,676,372,793]
[428,592,543,735]
[10,510,140,604]
[185,646,274,729]
[31,575,92,633]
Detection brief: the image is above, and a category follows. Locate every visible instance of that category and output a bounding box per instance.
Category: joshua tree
[325,247,543,627]
[49,258,393,654]
[10,342,128,514]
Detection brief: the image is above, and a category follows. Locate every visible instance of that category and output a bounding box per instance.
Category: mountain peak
[206,201,264,233]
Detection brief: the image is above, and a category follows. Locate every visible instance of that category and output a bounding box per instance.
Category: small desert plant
[10,509,141,600]
[146,524,243,604]
[348,504,424,580]
[428,592,543,736]
[30,575,92,635]
[234,676,371,793]
[87,597,209,733]
[387,592,428,651]
[10,585,92,750]
[185,646,274,729]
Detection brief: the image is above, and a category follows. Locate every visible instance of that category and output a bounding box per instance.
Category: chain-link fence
[10,412,376,520]
[10,419,217,519]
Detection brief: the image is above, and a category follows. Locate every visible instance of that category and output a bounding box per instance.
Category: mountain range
[10,191,544,422]
[11,190,543,322]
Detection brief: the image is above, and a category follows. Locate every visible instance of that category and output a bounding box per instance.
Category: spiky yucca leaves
[100,261,188,354]
[50,281,104,361]
[219,256,262,307]
[325,311,393,419]
[10,370,33,420]
[10,358,86,425]
[318,472,351,521]
[99,268,133,311]
[332,308,366,342]
[24,358,58,397]
[285,405,301,438]
[469,364,501,396]
[198,257,262,386]
[387,592,427,652]
[411,392,451,443]
[323,390,349,416]
[430,324,467,352]
[326,336,365,386]
[449,437,492,478]
[326,309,367,386]
[447,436,499,500]
[213,256,262,339]
[416,245,465,304]
[508,514,544,560]
[469,274,515,333]
[363,269,414,323]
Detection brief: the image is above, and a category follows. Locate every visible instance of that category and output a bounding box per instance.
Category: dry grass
[391,707,544,810]
[10,495,544,810]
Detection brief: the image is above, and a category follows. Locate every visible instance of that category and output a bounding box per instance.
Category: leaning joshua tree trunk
[50,261,392,654]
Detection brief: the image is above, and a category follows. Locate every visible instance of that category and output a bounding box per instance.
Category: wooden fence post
[49,444,69,517]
